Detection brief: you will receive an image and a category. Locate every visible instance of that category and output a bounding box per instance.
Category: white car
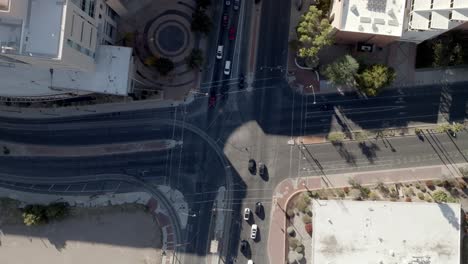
[250,224,258,240]
[247,260,253,264]
[216,45,223,60]
[243,208,251,220]
[224,60,231,76]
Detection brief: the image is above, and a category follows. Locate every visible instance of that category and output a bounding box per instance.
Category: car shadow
[256,206,265,221]
[260,167,269,181]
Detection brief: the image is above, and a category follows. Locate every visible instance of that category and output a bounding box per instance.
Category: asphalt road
[0,1,468,264]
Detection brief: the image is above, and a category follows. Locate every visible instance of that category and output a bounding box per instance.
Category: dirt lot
[0,201,163,264]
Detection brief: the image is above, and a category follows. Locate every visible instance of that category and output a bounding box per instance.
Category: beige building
[330,0,468,46]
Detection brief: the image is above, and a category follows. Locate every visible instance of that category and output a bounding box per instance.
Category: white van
[224,60,231,76]
[216,45,223,59]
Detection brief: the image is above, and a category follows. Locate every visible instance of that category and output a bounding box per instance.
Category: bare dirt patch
[0,203,163,264]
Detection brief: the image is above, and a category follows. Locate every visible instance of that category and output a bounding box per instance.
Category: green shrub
[287,226,296,237]
[417,192,425,200]
[337,190,345,198]
[288,237,299,249]
[404,188,415,197]
[328,132,345,143]
[302,214,312,224]
[369,191,379,201]
[433,190,457,203]
[295,245,304,253]
[434,179,443,186]
[287,209,295,218]
[415,183,421,189]
[420,185,427,193]
[360,187,371,199]
[425,194,433,202]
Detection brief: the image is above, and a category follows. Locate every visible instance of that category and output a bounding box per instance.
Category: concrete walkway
[1,139,180,157]
[267,162,468,264]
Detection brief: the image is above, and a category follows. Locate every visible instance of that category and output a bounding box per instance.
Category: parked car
[216,45,223,60]
[234,0,240,10]
[238,74,245,89]
[247,260,253,264]
[248,159,256,173]
[240,240,249,252]
[229,26,236,40]
[250,224,258,240]
[255,202,263,215]
[222,13,229,27]
[243,208,251,220]
[258,163,266,177]
[225,0,231,6]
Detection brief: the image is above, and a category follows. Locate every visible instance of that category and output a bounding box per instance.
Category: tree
[22,204,47,226]
[154,57,174,76]
[191,9,212,34]
[432,33,464,67]
[296,6,334,60]
[356,64,396,96]
[322,55,359,87]
[186,48,204,69]
[45,202,69,220]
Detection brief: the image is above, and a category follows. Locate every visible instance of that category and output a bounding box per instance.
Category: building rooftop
[312,200,461,264]
[0,45,133,96]
[336,0,405,36]
[0,0,66,58]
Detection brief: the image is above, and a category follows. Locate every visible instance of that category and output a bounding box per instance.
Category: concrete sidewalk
[267,163,468,264]
[1,139,180,157]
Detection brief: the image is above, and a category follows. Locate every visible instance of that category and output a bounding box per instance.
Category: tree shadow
[333,142,357,166]
[358,142,380,164]
[436,203,460,231]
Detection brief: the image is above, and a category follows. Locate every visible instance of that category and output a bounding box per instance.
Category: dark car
[255,202,263,215]
[222,13,229,27]
[229,26,236,40]
[238,74,245,89]
[258,163,266,177]
[320,103,332,111]
[208,92,216,108]
[240,239,249,253]
[248,159,256,173]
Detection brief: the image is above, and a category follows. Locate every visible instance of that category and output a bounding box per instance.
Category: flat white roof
[0,45,133,96]
[312,200,461,264]
[337,0,405,36]
[0,0,65,58]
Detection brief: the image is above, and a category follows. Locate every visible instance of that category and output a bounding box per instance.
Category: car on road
[216,45,223,60]
[243,208,251,220]
[234,0,240,10]
[224,60,231,76]
[250,224,258,240]
[208,92,216,108]
[258,163,266,177]
[248,159,256,173]
[225,0,231,6]
[247,260,253,264]
[255,202,263,215]
[320,103,332,111]
[238,74,245,89]
[240,239,249,253]
[222,13,229,27]
[229,26,236,40]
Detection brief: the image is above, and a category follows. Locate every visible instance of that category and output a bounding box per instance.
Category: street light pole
[308,84,316,104]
